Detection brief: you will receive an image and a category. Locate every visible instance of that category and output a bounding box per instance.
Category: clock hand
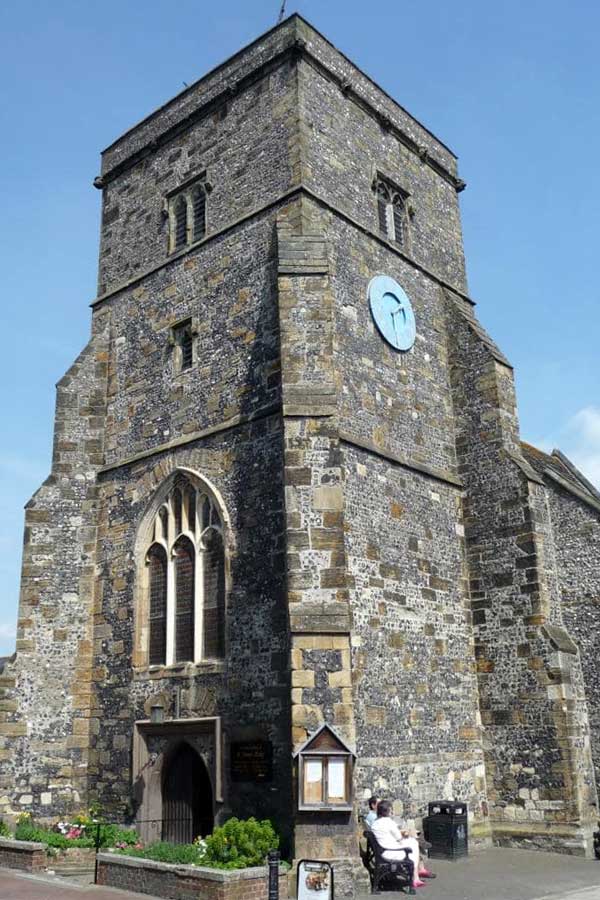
[391,307,401,344]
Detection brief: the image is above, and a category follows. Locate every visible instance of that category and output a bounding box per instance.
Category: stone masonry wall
[297,56,467,292]
[447,292,598,854]
[0,312,110,822]
[98,56,298,295]
[90,421,292,843]
[344,446,490,844]
[275,203,368,894]
[546,483,600,789]
[100,209,282,467]
[288,192,488,840]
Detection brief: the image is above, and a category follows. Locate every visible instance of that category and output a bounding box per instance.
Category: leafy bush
[118,818,280,871]
[0,820,11,838]
[14,819,138,850]
[15,822,95,848]
[119,841,204,865]
[202,817,279,870]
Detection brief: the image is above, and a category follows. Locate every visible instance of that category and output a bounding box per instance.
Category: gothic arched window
[167,179,209,253]
[143,475,227,666]
[374,176,410,248]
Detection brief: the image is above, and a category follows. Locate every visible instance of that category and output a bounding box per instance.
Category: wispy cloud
[536,406,600,489]
[0,624,16,640]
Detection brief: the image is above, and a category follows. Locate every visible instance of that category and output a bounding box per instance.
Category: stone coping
[0,837,46,851]
[97,852,282,882]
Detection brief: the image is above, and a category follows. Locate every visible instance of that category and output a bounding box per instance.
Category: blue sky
[0,0,599,654]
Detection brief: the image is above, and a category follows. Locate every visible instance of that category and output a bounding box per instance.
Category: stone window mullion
[195,544,205,663]
[165,495,176,665]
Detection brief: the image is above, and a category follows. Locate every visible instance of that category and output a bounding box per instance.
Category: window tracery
[144,475,226,666]
[375,177,410,248]
[168,180,207,253]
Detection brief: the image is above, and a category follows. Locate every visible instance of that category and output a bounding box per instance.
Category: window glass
[203,530,226,658]
[304,760,323,804]
[327,758,347,803]
[174,536,195,662]
[148,544,167,665]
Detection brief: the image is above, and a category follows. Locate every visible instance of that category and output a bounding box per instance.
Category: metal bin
[423,800,468,860]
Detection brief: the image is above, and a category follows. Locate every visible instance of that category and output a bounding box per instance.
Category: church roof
[520,442,600,512]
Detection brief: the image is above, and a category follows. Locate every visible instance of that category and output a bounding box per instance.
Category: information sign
[230,740,273,783]
[297,859,334,900]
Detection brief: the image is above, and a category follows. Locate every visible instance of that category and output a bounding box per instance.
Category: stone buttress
[0,310,110,818]
[446,288,598,855]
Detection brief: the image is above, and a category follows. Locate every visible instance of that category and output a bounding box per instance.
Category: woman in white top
[370,800,434,888]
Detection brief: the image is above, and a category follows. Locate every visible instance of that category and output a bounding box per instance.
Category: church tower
[2,15,599,893]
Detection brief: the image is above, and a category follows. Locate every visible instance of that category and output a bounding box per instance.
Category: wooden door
[162,743,213,843]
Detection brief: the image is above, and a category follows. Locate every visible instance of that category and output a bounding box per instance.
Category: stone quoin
[1,14,599,897]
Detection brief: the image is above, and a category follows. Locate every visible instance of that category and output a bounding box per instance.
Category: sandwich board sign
[297,860,334,900]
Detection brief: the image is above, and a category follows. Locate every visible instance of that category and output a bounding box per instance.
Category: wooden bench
[363,830,415,895]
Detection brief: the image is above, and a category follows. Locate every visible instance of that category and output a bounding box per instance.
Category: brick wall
[0,839,46,872]
[97,854,289,900]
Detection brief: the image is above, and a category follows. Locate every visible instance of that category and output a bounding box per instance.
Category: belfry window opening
[145,476,226,666]
[168,180,207,253]
[375,178,409,248]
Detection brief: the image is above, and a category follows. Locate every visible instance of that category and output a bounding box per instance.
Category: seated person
[370,800,435,888]
[365,796,380,829]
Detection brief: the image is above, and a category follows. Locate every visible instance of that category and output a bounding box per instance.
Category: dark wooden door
[162,743,213,843]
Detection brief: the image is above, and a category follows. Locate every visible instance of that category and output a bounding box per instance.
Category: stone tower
[2,15,600,894]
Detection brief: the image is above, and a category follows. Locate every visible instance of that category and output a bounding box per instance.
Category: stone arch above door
[132,717,222,845]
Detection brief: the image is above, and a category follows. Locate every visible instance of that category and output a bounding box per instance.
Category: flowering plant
[54,821,86,838]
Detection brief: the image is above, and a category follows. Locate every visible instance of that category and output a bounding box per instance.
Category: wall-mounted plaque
[230,740,273,783]
[297,860,334,900]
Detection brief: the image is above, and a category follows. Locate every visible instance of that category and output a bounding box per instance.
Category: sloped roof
[521,442,600,512]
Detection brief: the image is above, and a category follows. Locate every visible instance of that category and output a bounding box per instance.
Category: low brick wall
[97,853,289,900]
[0,838,46,872]
[51,846,97,873]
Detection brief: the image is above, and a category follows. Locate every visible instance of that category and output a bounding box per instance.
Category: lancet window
[145,475,226,666]
[375,177,410,248]
[168,180,208,253]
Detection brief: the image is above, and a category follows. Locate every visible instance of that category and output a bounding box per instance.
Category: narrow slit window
[171,319,194,374]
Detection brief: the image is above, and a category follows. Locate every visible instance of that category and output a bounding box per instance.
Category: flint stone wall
[546,481,600,786]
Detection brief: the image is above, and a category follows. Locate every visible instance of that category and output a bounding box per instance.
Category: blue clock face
[368,275,416,351]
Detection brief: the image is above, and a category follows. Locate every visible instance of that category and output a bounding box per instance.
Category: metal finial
[277,1,286,23]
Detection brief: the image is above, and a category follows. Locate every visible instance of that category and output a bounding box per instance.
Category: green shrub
[97,824,139,848]
[15,822,95,848]
[202,817,279,870]
[0,820,11,838]
[119,841,204,865]
[13,820,138,850]
[117,818,280,871]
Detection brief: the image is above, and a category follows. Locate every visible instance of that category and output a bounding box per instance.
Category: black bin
[423,800,468,860]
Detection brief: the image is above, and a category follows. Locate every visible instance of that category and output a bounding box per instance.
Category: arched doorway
[162,743,214,843]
